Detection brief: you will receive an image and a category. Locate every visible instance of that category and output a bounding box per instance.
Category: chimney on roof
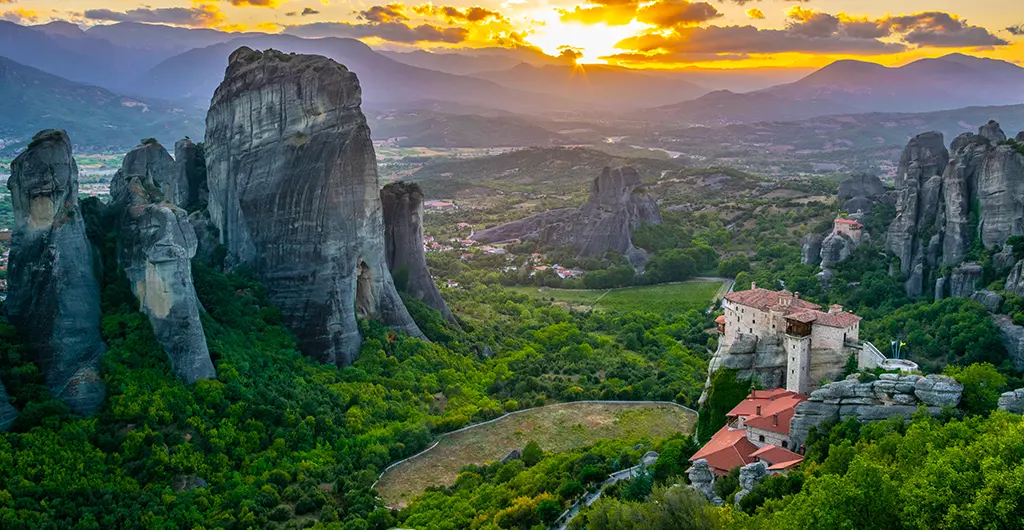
[794,292,800,299]
[751,282,756,290]
[829,304,843,315]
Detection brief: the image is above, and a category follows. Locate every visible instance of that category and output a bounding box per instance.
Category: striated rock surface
[800,234,823,266]
[838,173,887,214]
[174,138,208,210]
[5,130,107,414]
[789,373,962,447]
[971,290,1004,313]
[380,182,454,322]
[994,314,1024,372]
[734,461,768,506]
[998,388,1024,414]
[687,459,724,507]
[949,263,982,298]
[472,166,662,268]
[820,231,855,268]
[888,122,1024,298]
[110,140,179,208]
[0,381,16,431]
[204,47,423,366]
[1007,259,1024,297]
[115,143,216,384]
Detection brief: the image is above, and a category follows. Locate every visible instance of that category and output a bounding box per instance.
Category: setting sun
[525,11,648,64]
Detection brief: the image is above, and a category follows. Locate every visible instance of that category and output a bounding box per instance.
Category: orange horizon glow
[3,1,1022,70]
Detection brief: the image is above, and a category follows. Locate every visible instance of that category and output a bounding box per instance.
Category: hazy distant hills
[629,103,1024,175]
[5,20,1024,157]
[381,47,565,75]
[642,53,1024,125]
[640,90,856,126]
[0,56,203,155]
[471,63,708,110]
[136,35,578,114]
[367,110,571,148]
[764,54,1024,113]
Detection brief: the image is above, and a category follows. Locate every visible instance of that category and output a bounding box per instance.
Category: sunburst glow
[526,11,648,64]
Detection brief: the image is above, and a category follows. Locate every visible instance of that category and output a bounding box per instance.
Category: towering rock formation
[838,173,887,214]
[472,166,662,267]
[5,130,107,414]
[113,141,216,384]
[887,122,1024,298]
[175,138,208,211]
[381,182,454,322]
[110,140,180,207]
[800,234,823,266]
[204,47,423,366]
[0,381,17,431]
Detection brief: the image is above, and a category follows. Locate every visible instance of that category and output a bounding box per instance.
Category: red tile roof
[715,315,726,324]
[724,287,821,313]
[814,311,862,328]
[727,389,808,436]
[768,459,804,471]
[750,444,804,466]
[834,218,863,227]
[690,426,759,475]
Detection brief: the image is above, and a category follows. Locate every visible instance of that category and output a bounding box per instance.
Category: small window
[759,435,765,442]
[782,441,788,449]
[753,319,756,324]
[749,328,753,333]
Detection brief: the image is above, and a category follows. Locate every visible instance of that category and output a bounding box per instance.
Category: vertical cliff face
[381,182,455,322]
[204,47,423,366]
[888,122,1024,298]
[174,138,209,211]
[5,130,107,415]
[471,166,662,268]
[115,141,216,384]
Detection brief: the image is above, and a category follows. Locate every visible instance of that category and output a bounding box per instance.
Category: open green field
[507,280,727,313]
[376,401,696,508]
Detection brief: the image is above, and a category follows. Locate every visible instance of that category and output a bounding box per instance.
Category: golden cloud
[0,8,39,23]
[83,3,227,28]
[746,8,765,20]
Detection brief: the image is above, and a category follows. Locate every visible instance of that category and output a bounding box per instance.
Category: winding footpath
[553,452,660,530]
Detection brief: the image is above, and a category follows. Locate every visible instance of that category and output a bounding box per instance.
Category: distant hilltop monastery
[711,284,872,396]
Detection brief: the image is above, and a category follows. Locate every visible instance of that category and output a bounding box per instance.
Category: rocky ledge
[789,373,963,447]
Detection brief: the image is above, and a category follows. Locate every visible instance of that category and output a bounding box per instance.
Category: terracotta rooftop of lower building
[750,444,804,466]
[727,389,808,436]
[689,426,759,476]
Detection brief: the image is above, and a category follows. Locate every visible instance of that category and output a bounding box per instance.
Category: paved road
[553,452,659,530]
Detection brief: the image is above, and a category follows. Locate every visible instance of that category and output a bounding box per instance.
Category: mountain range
[4,20,1024,155]
[0,56,203,155]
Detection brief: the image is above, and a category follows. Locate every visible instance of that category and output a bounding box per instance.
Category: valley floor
[375,401,697,508]
[506,279,727,313]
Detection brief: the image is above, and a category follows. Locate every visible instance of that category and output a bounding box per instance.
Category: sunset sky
[4,0,1023,68]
